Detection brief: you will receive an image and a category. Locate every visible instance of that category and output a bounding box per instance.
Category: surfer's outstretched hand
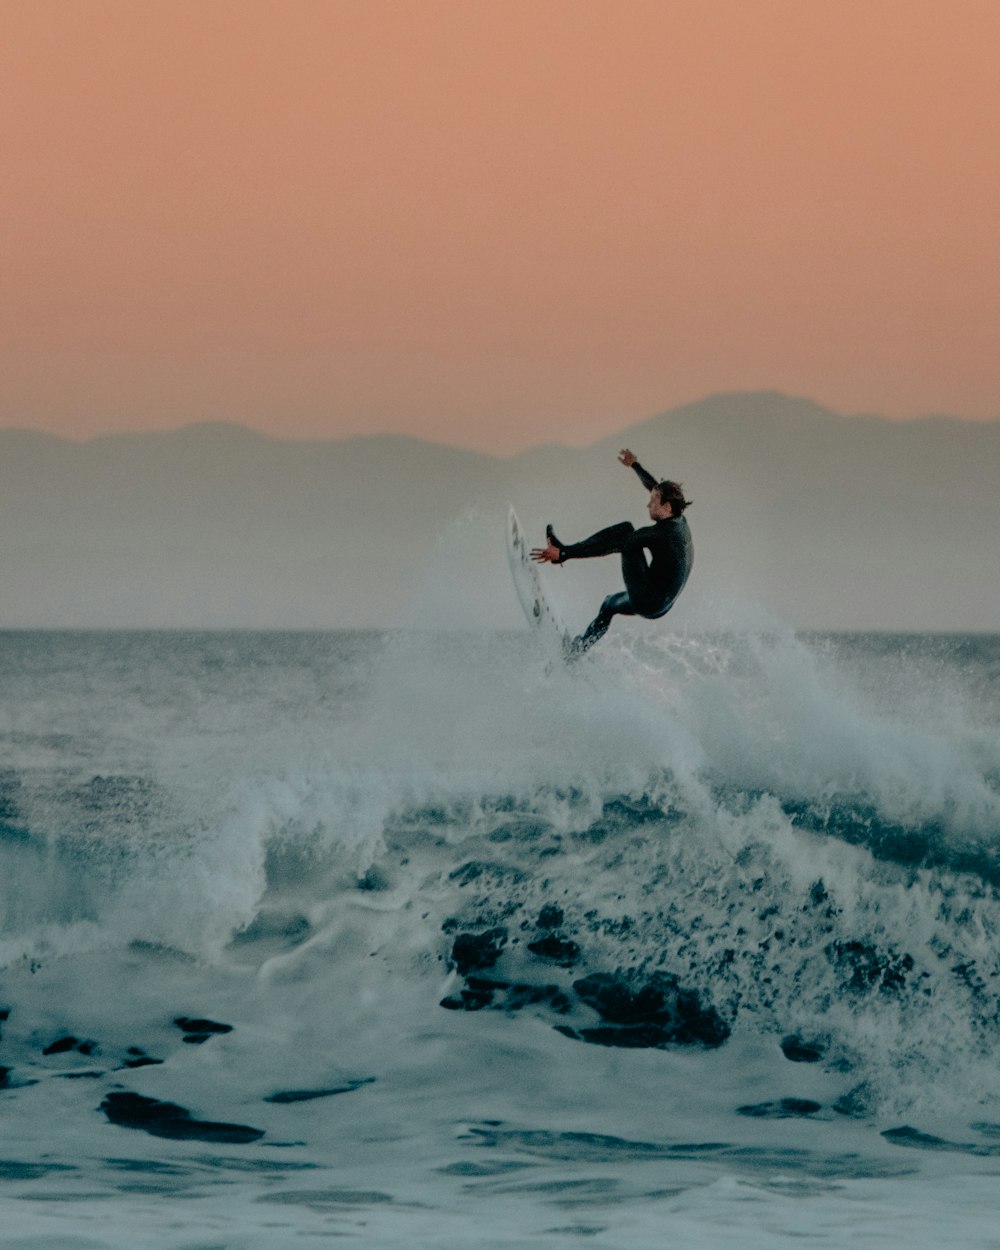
[618,448,637,467]
[530,541,562,564]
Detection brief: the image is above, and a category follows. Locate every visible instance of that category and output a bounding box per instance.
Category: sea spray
[2,630,1000,1110]
[4,630,1000,1246]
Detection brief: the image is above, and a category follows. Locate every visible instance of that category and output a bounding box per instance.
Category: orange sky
[3,0,999,452]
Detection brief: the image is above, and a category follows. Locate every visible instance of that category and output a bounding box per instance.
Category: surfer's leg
[570,591,634,654]
[561,521,635,561]
[618,534,658,612]
[618,531,673,617]
[620,538,650,596]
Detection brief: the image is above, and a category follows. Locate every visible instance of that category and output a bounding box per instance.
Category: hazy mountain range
[1,392,997,631]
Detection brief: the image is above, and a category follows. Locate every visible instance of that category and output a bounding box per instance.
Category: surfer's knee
[599,521,635,552]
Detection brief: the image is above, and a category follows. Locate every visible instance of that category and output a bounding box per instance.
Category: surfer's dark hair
[657,480,691,515]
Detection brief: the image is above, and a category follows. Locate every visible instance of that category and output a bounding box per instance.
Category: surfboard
[506,505,569,649]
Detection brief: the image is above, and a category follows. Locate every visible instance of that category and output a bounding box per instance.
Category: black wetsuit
[558,460,693,651]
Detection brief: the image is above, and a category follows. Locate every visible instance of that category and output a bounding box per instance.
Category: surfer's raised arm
[618,448,658,493]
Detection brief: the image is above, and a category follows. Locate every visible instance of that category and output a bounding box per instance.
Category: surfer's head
[650,480,691,520]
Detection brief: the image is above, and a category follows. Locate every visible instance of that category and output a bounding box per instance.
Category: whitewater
[2,626,1000,1248]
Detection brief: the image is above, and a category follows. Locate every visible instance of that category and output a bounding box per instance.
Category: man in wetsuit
[531,448,693,653]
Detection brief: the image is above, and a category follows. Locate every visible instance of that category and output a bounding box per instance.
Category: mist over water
[2,626,1000,1246]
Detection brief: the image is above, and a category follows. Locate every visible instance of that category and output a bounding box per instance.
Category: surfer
[530,449,693,653]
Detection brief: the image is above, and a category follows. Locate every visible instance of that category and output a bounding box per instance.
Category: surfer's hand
[530,543,562,564]
[619,448,637,467]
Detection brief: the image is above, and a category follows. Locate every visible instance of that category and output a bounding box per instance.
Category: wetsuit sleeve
[631,461,659,492]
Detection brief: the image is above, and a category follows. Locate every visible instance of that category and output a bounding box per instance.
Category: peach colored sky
[3,0,999,453]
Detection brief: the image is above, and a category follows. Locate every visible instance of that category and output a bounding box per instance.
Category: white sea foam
[2,630,1000,1246]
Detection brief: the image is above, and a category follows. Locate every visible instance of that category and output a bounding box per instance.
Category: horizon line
[1,388,998,457]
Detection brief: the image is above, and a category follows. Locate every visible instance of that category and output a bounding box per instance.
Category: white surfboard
[507,505,569,648]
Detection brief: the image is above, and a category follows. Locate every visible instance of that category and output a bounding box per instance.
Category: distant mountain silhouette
[1,393,997,630]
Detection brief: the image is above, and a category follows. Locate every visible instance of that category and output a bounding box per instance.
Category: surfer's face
[648,490,673,521]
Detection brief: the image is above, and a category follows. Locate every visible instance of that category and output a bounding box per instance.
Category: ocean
[2,626,1000,1248]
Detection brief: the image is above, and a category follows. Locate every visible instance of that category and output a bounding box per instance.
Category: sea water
[1,627,1000,1248]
